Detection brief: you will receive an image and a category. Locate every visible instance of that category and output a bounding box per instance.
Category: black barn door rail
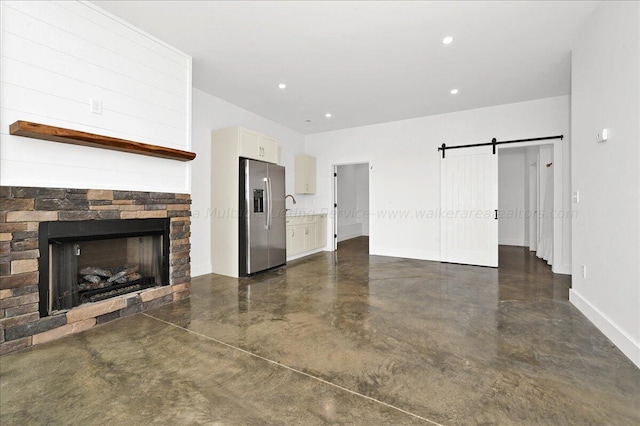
[438,135,563,159]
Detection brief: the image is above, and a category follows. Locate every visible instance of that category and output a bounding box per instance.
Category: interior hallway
[1,238,638,425]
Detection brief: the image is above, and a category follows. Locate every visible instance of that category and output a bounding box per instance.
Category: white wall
[355,163,370,236]
[190,88,306,276]
[0,1,192,193]
[306,96,571,271]
[498,148,526,246]
[570,1,640,367]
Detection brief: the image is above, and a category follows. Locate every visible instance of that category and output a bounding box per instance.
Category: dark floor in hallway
[1,238,639,425]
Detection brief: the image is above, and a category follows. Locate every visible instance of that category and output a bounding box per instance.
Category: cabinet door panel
[260,136,278,164]
[287,224,306,256]
[304,223,318,250]
[286,225,294,256]
[305,156,316,193]
[294,156,306,193]
[317,215,327,247]
[293,224,306,254]
[239,130,261,160]
[294,154,316,194]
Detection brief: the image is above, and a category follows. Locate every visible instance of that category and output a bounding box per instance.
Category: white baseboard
[191,262,212,278]
[498,239,525,247]
[337,232,362,243]
[570,289,640,368]
[287,248,325,262]
[370,246,440,262]
[552,263,572,275]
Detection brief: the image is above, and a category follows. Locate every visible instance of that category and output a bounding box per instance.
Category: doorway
[333,163,370,251]
[440,140,565,272]
[498,144,554,265]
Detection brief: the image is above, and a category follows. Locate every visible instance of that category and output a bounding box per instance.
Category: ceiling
[92,1,600,134]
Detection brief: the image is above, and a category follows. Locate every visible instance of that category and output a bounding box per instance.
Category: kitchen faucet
[285,194,297,205]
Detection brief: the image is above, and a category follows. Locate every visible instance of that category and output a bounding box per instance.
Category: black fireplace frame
[38,218,170,317]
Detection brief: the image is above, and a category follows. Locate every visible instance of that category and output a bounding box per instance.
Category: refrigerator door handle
[267,177,273,230]
[245,162,251,271]
[264,177,269,230]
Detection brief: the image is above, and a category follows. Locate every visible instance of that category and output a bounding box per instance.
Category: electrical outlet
[597,128,609,143]
[582,265,587,279]
[90,98,103,115]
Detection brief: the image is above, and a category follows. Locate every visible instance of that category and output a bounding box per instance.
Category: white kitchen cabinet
[294,154,316,194]
[260,136,279,163]
[239,128,279,164]
[210,126,281,277]
[286,214,327,258]
[286,222,306,255]
[317,215,327,248]
[304,219,317,248]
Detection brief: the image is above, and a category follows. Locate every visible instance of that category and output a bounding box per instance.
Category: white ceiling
[92,1,600,134]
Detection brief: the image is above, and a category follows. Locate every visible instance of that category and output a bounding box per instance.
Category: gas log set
[77,264,155,303]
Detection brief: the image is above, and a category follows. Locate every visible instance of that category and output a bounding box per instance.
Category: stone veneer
[0,186,191,355]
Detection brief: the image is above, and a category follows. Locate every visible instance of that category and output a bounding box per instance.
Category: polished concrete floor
[1,238,639,425]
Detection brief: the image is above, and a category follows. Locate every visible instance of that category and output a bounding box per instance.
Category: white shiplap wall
[0,1,192,193]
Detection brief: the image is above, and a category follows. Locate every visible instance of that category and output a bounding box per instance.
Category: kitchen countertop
[285,210,328,217]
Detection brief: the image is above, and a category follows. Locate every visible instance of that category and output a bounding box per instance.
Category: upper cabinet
[294,154,316,194]
[239,128,279,164]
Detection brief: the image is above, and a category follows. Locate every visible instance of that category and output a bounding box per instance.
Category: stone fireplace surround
[0,186,191,355]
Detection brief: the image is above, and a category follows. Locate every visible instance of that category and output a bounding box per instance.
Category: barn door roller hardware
[438,135,563,159]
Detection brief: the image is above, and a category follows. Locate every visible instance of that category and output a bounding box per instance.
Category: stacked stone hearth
[0,186,191,355]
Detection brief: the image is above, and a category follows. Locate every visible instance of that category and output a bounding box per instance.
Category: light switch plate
[90,98,103,115]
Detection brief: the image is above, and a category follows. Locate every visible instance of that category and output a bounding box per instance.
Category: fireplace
[39,219,170,316]
[1,186,192,355]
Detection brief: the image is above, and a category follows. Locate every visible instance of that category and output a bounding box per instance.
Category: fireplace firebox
[38,219,170,317]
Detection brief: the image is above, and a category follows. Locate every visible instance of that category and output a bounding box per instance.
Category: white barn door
[440,146,498,267]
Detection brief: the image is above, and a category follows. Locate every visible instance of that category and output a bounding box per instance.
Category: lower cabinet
[304,222,317,248]
[286,223,306,255]
[286,214,327,258]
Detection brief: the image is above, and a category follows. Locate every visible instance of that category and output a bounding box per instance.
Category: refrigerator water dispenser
[253,189,264,213]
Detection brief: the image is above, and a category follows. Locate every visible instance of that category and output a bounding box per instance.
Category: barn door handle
[494,209,498,220]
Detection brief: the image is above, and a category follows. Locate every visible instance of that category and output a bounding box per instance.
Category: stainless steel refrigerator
[239,158,286,276]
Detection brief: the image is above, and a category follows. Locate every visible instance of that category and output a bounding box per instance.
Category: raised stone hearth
[0,186,191,355]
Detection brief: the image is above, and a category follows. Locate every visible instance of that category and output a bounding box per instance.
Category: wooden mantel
[9,121,196,161]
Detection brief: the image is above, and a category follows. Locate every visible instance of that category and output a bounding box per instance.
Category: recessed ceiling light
[325,113,332,118]
[450,89,459,95]
[278,83,286,89]
[442,36,453,45]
